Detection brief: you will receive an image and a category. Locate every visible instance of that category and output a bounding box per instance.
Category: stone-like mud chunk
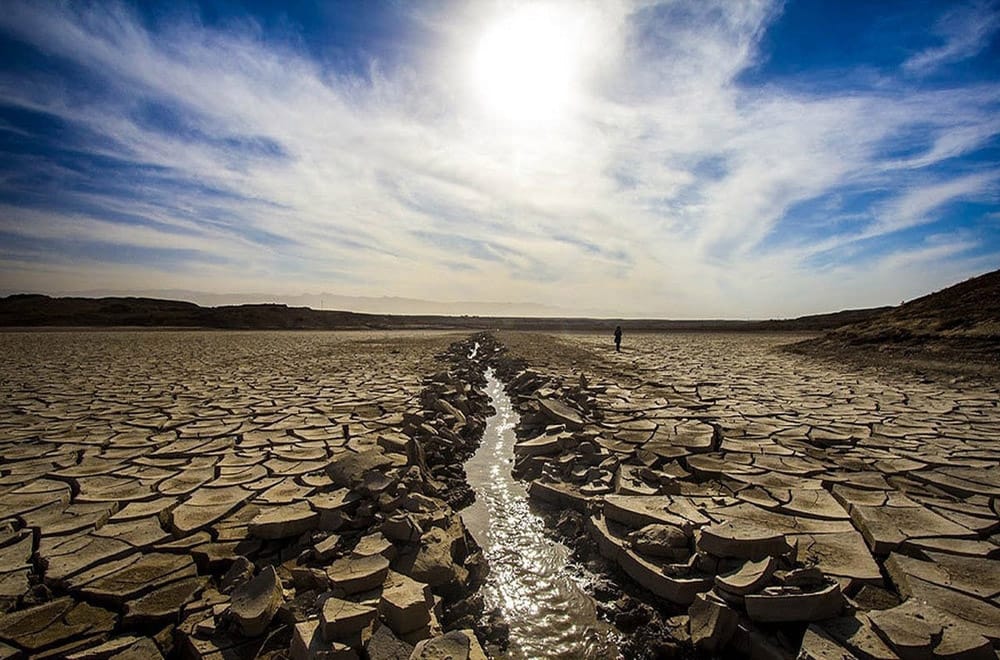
[124,576,207,624]
[379,571,434,636]
[689,592,738,652]
[398,527,464,589]
[290,619,356,660]
[536,397,586,430]
[0,597,116,653]
[696,522,793,560]
[410,629,488,660]
[169,486,250,535]
[326,449,394,489]
[78,553,197,604]
[715,556,777,596]
[320,597,377,642]
[231,566,283,637]
[744,581,843,623]
[627,524,689,559]
[248,501,318,540]
[327,555,390,596]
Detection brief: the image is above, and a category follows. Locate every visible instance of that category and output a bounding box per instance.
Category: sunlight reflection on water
[463,368,620,659]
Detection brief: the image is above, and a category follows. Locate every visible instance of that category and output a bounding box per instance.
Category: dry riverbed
[0,330,998,659]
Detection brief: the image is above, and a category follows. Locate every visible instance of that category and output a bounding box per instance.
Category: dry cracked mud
[0,330,490,660]
[491,331,1000,659]
[0,329,998,660]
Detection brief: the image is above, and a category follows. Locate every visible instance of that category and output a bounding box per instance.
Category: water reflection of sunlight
[463,369,619,659]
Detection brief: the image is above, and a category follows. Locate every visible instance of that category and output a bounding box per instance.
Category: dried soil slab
[249,502,318,540]
[232,566,283,637]
[886,552,1000,600]
[689,592,738,652]
[326,449,394,489]
[798,625,857,660]
[92,517,171,549]
[869,598,993,660]
[0,597,116,653]
[124,576,206,624]
[410,629,487,660]
[64,635,163,660]
[0,480,72,517]
[791,531,883,588]
[289,619,354,660]
[0,533,32,572]
[78,552,197,604]
[536,397,585,430]
[817,614,899,660]
[603,495,708,531]
[327,555,390,596]
[696,522,793,560]
[255,478,315,504]
[589,513,711,605]
[668,420,716,452]
[320,597,377,642]
[379,571,434,636]
[627,524,689,559]
[39,534,134,586]
[900,536,1000,559]
[169,486,250,535]
[891,576,1000,643]
[156,468,214,496]
[396,527,463,589]
[744,581,844,623]
[752,488,849,521]
[715,556,777,596]
[513,434,561,457]
[850,499,977,555]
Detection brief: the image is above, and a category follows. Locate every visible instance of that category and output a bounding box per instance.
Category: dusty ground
[494,331,1000,658]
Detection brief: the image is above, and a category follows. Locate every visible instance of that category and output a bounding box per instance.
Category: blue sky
[0,0,997,317]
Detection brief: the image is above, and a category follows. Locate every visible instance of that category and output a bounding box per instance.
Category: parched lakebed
[0,330,998,659]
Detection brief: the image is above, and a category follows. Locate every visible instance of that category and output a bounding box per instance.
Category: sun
[473,6,582,122]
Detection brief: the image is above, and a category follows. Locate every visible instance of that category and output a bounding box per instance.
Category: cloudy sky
[0,0,997,318]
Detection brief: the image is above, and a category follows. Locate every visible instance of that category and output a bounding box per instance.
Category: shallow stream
[462,366,620,659]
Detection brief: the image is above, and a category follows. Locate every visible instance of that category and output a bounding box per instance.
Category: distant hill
[59,289,568,317]
[0,293,888,332]
[790,269,1000,369]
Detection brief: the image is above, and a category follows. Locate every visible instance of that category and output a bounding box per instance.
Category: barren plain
[0,329,997,659]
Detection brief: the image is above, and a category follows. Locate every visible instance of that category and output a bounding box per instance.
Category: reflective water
[463,368,620,659]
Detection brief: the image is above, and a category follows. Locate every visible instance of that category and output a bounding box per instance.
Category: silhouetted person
[614,325,622,352]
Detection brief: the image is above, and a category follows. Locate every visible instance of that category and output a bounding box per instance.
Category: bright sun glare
[473,6,582,122]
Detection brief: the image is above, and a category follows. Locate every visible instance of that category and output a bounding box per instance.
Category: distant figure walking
[614,325,622,352]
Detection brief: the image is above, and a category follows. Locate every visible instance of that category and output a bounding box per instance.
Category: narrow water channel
[463,367,620,659]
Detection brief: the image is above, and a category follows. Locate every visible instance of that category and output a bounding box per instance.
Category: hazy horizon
[0,1,998,317]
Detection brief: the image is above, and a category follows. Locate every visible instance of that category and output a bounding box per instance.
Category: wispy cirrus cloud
[0,0,997,317]
[903,0,1000,74]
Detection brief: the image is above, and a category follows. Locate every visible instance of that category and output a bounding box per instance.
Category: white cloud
[0,0,997,317]
[872,172,998,235]
[903,1,1000,74]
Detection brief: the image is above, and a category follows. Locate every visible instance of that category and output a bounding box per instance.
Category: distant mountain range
[0,293,890,332]
[59,290,570,318]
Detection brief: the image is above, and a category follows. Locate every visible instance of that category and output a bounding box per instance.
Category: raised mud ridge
[485,334,1000,659]
[0,332,498,659]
